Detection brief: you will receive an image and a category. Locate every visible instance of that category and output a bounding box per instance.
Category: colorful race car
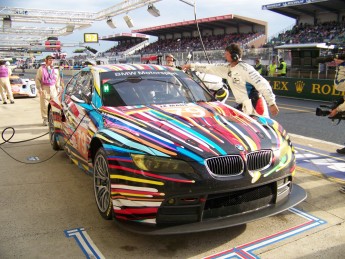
[10,75,37,98]
[48,64,306,234]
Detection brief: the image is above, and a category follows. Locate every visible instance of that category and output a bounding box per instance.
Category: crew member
[0,60,14,104]
[182,43,279,117]
[277,58,287,76]
[254,58,263,75]
[268,59,277,76]
[165,54,175,67]
[35,55,62,126]
[328,57,345,193]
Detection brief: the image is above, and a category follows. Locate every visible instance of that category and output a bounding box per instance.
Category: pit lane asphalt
[0,97,344,258]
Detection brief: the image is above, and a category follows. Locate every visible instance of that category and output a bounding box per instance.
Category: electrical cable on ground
[0,113,87,164]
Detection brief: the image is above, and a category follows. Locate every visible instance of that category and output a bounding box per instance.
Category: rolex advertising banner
[266,77,345,102]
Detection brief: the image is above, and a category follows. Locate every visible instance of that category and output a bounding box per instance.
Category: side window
[67,71,92,102]
[65,72,81,96]
[80,72,93,103]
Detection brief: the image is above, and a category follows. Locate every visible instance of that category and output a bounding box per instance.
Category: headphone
[230,50,239,61]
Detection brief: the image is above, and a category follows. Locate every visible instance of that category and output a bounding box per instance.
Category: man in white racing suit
[182,43,279,117]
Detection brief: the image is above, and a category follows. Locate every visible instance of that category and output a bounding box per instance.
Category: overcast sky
[2,0,295,56]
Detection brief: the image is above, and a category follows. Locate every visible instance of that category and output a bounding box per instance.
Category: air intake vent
[247,150,273,171]
[206,155,244,176]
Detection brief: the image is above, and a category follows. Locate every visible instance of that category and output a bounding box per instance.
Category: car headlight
[131,154,194,174]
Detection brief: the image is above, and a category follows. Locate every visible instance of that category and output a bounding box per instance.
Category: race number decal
[161,105,209,117]
[76,128,88,158]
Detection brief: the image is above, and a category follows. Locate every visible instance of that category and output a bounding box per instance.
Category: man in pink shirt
[35,55,62,126]
[0,60,14,104]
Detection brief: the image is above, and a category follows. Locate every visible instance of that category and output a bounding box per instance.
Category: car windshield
[101,70,214,107]
[10,78,23,84]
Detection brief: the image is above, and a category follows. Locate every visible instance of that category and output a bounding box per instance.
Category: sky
[2,0,296,57]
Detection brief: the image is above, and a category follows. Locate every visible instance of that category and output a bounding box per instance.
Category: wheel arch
[90,137,103,164]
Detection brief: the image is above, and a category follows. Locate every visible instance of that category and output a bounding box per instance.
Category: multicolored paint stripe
[203,208,326,259]
[51,64,297,225]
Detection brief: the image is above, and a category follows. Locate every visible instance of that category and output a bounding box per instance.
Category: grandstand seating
[264,21,345,47]
[137,32,263,54]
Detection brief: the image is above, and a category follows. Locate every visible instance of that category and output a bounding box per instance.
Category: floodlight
[123,15,134,28]
[147,4,160,17]
[66,25,75,33]
[106,18,116,29]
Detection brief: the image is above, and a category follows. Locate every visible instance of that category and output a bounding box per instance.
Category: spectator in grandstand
[181,43,279,117]
[165,54,175,67]
[327,56,345,193]
[277,58,287,77]
[267,59,277,77]
[35,55,62,126]
[254,58,263,75]
[0,60,14,104]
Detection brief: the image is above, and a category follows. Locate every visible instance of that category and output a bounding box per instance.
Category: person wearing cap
[277,57,287,77]
[0,60,14,104]
[35,55,62,126]
[165,54,175,67]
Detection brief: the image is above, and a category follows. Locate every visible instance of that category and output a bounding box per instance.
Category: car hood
[99,102,284,161]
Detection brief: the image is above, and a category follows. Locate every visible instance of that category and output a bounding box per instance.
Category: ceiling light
[66,25,75,33]
[123,15,134,28]
[147,4,160,17]
[106,18,116,29]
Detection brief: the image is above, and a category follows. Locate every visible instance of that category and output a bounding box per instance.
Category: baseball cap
[45,55,55,60]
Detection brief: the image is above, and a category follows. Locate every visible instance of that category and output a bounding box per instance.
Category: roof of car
[85,63,181,73]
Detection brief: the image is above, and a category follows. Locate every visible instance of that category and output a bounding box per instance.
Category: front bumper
[114,184,307,235]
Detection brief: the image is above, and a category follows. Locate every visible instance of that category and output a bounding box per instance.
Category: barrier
[266,76,344,102]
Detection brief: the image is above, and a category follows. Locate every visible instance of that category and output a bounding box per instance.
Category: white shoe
[43,119,48,126]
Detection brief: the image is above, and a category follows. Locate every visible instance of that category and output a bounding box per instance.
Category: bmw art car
[48,64,306,234]
[10,75,37,97]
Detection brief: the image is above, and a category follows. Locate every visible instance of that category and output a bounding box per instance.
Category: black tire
[93,147,113,220]
[48,108,61,151]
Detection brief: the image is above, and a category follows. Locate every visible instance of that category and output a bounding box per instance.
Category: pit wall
[266,76,343,102]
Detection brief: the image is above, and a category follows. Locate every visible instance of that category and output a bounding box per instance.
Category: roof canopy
[132,14,266,36]
[100,32,149,42]
[262,0,345,19]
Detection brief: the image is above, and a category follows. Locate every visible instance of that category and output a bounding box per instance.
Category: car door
[63,70,93,162]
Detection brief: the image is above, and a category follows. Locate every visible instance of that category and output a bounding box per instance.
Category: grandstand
[133,14,267,64]
[100,32,150,56]
[263,0,345,79]
[98,14,268,65]
[96,0,345,79]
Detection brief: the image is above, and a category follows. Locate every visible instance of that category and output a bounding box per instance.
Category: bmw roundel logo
[235,144,244,151]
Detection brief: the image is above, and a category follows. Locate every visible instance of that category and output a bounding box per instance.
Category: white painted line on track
[204,208,326,259]
[64,227,105,259]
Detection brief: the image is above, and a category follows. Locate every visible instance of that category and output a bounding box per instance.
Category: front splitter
[114,183,307,235]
